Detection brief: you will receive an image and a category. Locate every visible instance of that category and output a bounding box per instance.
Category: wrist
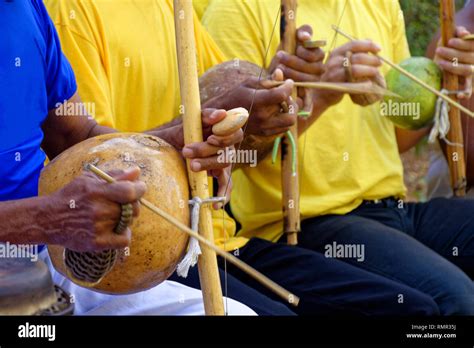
[35,194,61,245]
[155,126,184,151]
[312,91,332,115]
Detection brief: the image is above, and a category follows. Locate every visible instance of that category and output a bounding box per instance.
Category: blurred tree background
[400,0,465,56]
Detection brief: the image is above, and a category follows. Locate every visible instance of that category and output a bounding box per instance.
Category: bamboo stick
[266,80,401,97]
[332,25,474,119]
[173,0,224,315]
[440,0,467,196]
[87,164,300,307]
[281,0,300,246]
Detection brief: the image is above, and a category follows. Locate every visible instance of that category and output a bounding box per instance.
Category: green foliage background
[400,0,465,56]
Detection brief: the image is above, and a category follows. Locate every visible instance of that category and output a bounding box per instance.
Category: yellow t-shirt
[193,0,210,19]
[45,0,240,250]
[203,0,411,244]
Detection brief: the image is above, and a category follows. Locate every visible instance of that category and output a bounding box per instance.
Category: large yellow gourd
[39,133,190,294]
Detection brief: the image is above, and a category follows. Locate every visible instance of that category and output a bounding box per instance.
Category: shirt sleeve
[391,0,411,63]
[43,0,115,127]
[202,0,275,67]
[194,10,226,75]
[36,1,77,110]
[52,25,115,128]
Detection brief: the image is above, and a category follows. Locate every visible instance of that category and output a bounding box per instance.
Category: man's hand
[435,26,474,99]
[46,167,146,252]
[203,74,295,137]
[181,109,243,209]
[315,40,382,108]
[181,108,243,172]
[269,25,326,108]
[269,25,326,83]
[244,77,296,136]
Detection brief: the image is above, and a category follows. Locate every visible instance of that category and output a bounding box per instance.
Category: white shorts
[41,250,256,316]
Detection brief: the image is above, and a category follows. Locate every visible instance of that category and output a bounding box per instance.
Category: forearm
[395,127,431,153]
[145,125,184,150]
[88,119,185,150]
[0,196,54,245]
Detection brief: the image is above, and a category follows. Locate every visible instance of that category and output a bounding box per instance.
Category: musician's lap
[40,251,256,316]
[297,197,474,315]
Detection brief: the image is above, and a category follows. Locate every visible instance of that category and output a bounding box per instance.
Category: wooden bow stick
[264,80,401,98]
[280,0,300,246]
[173,0,224,315]
[440,0,466,196]
[87,164,299,306]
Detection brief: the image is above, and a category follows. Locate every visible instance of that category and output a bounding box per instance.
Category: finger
[350,65,380,79]
[296,45,325,63]
[97,228,132,250]
[214,169,232,208]
[296,96,304,110]
[182,142,221,159]
[297,24,313,42]
[446,37,474,53]
[277,52,324,74]
[189,156,230,172]
[455,26,470,38]
[436,46,474,65]
[458,77,473,99]
[201,109,227,127]
[272,68,285,81]
[331,40,381,57]
[350,53,382,67]
[102,180,147,204]
[132,201,141,217]
[437,59,473,77]
[254,79,294,106]
[278,64,320,82]
[206,129,244,147]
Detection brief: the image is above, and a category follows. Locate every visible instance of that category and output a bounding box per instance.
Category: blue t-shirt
[0,0,77,201]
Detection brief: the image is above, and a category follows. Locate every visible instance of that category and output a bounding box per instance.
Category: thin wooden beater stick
[86,164,300,307]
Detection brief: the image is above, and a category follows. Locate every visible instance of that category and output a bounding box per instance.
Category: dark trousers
[297,197,474,315]
[172,237,440,316]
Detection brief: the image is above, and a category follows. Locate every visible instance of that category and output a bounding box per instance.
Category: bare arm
[396,127,432,153]
[0,196,54,245]
[41,92,184,159]
[0,168,145,251]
